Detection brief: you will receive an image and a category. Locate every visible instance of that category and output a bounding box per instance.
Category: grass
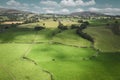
[27,43,120,80]
[84,27,120,52]
[89,19,120,27]
[27,43,96,80]
[0,28,36,43]
[0,19,120,80]
[0,28,91,48]
[0,43,50,80]
[89,19,107,26]
[18,19,79,29]
[2,21,23,24]
[52,29,91,47]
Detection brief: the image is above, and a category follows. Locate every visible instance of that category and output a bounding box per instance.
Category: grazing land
[0,16,120,80]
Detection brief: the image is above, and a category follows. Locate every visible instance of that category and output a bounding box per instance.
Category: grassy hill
[18,19,79,28]
[84,27,120,52]
[0,19,120,80]
[0,43,50,80]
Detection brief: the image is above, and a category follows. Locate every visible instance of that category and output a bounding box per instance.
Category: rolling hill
[0,8,33,15]
[70,11,106,17]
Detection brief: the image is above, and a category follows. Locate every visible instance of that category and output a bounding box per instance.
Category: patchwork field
[0,43,120,80]
[18,19,79,28]
[0,19,120,80]
[27,43,120,80]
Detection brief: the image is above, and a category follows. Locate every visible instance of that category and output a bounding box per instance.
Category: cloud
[60,0,76,7]
[0,6,4,8]
[6,0,30,11]
[74,8,84,12]
[3,0,96,14]
[6,0,20,6]
[59,8,70,14]
[89,7,100,11]
[42,8,70,14]
[4,0,120,15]
[33,5,41,10]
[42,7,55,10]
[40,0,70,14]
[105,4,113,8]
[45,10,55,14]
[40,0,59,7]
[42,7,55,13]
[40,0,96,8]
[60,0,96,7]
[89,7,120,15]
[82,0,96,6]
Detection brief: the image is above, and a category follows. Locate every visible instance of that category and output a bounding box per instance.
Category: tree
[71,24,79,29]
[76,29,94,42]
[11,23,17,28]
[78,23,88,31]
[34,26,45,31]
[83,21,90,26]
[0,23,2,32]
[76,22,94,42]
[112,21,120,35]
[78,20,83,23]
[58,21,68,30]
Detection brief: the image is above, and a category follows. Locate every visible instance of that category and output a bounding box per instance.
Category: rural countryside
[0,0,120,80]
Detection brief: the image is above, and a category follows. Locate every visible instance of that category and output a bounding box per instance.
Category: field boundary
[20,31,54,80]
[0,65,16,80]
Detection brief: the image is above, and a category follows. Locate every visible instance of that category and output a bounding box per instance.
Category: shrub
[83,21,90,25]
[34,26,45,31]
[58,21,68,30]
[4,26,9,29]
[71,24,79,29]
[76,22,93,42]
[111,21,120,35]
[76,29,94,42]
[78,20,83,23]
[78,23,88,30]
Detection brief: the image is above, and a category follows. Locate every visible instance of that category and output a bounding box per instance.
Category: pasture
[18,19,79,28]
[27,43,120,80]
[0,19,120,80]
[84,27,120,52]
[0,44,50,80]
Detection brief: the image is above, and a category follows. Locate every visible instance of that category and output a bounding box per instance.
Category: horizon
[0,0,120,15]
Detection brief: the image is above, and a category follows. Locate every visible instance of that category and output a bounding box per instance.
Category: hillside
[0,8,33,15]
[70,11,105,17]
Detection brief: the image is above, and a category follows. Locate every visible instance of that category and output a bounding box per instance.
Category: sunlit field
[84,27,120,52]
[18,19,79,28]
[0,0,120,79]
[0,18,120,80]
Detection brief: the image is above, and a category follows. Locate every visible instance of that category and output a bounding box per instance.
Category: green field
[0,43,120,80]
[18,19,79,28]
[0,19,120,80]
[27,44,120,80]
[84,27,120,52]
[0,44,50,80]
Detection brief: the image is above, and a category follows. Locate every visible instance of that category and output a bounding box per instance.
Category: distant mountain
[70,11,106,17]
[0,8,33,15]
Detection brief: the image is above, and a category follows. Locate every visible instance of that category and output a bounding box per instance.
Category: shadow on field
[0,27,36,42]
[93,52,120,62]
[0,27,60,43]
[91,52,120,77]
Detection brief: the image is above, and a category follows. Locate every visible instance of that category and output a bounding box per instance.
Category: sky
[0,0,120,15]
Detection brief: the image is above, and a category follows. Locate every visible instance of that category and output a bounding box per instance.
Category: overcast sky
[0,0,120,15]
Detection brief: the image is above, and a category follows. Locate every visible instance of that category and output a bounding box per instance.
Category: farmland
[0,0,120,79]
[0,17,120,80]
